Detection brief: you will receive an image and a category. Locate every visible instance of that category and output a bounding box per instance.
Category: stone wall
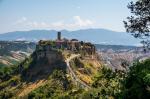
[36,50,64,65]
[36,40,96,56]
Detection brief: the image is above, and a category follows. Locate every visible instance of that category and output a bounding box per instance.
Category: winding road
[65,54,91,90]
[16,54,91,98]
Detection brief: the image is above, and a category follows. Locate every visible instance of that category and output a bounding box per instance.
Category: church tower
[57,32,61,40]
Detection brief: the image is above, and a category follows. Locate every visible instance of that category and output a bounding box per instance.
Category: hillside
[0,41,36,67]
[0,49,124,99]
[0,39,105,98]
[96,44,150,70]
[0,29,140,45]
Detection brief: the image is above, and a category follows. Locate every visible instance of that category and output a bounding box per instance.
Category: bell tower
[57,32,61,40]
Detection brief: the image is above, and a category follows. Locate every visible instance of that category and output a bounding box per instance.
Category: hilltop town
[2,32,100,98]
[36,32,96,59]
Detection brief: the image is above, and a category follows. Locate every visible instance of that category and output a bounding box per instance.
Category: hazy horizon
[0,28,126,34]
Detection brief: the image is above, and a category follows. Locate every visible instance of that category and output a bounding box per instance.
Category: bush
[91,66,124,98]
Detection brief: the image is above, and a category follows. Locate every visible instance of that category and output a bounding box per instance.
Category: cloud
[14,17,27,25]
[73,16,93,26]
[50,16,94,29]
[14,16,94,30]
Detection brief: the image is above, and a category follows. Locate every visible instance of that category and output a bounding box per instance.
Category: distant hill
[0,29,140,45]
[95,44,137,51]
[0,41,36,67]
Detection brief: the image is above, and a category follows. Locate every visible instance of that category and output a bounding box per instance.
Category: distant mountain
[0,29,141,45]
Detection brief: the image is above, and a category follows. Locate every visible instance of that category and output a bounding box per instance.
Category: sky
[0,0,133,34]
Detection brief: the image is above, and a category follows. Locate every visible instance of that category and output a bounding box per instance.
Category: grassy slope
[1,51,123,99]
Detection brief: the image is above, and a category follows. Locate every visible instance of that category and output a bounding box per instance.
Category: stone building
[36,32,96,56]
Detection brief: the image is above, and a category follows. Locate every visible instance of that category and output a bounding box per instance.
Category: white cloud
[14,17,27,25]
[73,16,93,27]
[14,16,95,30]
[52,16,94,29]
[51,21,64,27]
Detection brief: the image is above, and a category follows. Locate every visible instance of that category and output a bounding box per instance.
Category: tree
[122,59,150,99]
[124,0,150,50]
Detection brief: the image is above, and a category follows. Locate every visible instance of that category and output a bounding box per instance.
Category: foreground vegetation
[0,54,150,98]
[122,59,150,99]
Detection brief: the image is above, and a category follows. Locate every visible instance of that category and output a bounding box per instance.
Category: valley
[96,45,150,70]
[0,41,36,67]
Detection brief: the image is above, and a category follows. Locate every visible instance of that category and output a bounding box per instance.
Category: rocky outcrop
[23,49,66,81]
[36,50,64,65]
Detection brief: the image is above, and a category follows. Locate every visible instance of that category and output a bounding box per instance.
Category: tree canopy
[124,0,150,49]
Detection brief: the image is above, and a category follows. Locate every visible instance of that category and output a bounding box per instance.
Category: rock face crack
[65,54,91,90]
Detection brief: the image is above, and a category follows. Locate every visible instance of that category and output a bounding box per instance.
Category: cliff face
[36,50,64,65]
[21,38,100,81]
[23,49,66,81]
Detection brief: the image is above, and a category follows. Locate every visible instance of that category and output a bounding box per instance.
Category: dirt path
[16,79,47,98]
